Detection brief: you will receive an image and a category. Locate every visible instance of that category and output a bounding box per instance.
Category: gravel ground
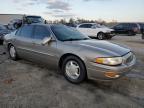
[0,35,144,108]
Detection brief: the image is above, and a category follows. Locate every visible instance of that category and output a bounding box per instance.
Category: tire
[97,32,105,40]
[62,56,87,84]
[8,45,18,60]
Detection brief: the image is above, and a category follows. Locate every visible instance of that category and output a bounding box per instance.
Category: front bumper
[104,32,116,38]
[86,53,136,81]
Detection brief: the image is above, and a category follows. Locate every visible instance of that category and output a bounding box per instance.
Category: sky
[0,0,144,22]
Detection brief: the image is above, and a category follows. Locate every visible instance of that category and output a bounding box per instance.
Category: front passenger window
[34,26,51,40]
[115,24,123,29]
[20,25,34,38]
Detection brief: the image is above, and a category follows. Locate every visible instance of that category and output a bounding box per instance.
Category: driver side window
[115,24,123,29]
[34,26,51,40]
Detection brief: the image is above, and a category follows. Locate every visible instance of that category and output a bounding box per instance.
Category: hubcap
[98,33,103,40]
[65,60,80,79]
[10,46,16,58]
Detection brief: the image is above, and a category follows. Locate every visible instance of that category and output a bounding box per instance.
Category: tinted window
[115,24,123,28]
[139,23,144,28]
[79,24,93,28]
[34,26,51,40]
[129,23,137,28]
[122,23,130,28]
[20,25,34,38]
[51,25,89,41]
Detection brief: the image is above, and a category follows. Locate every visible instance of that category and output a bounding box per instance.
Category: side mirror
[42,37,52,45]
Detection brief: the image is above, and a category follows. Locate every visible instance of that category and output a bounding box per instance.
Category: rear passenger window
[20,25,34,38]
[79,24,92,28]
[34,26,51,40]
[130,24,137,28]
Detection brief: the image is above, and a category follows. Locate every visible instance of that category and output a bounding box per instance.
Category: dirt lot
[0,35,144,108]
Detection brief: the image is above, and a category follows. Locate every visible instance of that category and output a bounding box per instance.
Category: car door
[87,24,100,36]
[113,24,125,34]
[13,25,35,60]
[31,25,58,67]
[84,24,96,36]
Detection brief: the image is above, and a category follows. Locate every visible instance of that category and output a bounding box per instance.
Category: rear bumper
[86,54,136,81]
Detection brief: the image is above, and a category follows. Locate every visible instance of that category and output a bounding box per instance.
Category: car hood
[72,39,130,56]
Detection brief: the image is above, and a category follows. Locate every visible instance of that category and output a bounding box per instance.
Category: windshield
[0,25,7,30]
[51,25,90,41]
[26,16,44,23]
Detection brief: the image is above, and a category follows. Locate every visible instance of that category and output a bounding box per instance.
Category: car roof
[78,23,97,25]
[26,15,41,17]
[25,23,65,27]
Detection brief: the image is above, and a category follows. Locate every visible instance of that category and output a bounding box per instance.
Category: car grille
[123,52,133,64]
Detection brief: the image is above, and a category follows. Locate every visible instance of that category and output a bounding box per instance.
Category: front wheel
[62,56,87,84]
[9,45,18,60]
[97,32,105,40]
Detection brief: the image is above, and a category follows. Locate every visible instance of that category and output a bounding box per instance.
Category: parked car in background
[112,23,140,36]
[142,31,144,39]
[23,15,46,24]
[138,23,144,33]
[140,23,144,39]
[0,24,10,44]
[76,23,115,40]
[4,24,136,83]
[8,19,22,30]
[7,15,46,30]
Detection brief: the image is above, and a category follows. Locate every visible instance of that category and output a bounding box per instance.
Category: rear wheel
[97,32,105,40]
[62,56,87,84]
[9,45,18,60]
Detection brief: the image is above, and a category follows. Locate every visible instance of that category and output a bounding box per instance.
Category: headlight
[95,57,123,66]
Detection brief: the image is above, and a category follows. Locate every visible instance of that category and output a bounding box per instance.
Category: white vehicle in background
[76,23,115,40]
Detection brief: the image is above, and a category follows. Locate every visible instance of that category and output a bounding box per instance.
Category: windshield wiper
[62,38,82,41]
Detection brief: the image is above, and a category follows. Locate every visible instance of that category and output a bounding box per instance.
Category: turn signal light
[105,72,120,78]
